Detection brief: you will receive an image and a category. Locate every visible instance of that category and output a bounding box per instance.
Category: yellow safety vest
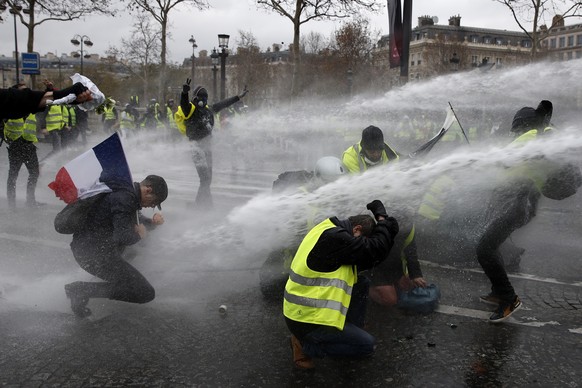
[46,105,63,132]
[4,113,38,142]
[283,218,357,331]
[104,106,116,121]
[174,104,195,136]
[341,141,399,174]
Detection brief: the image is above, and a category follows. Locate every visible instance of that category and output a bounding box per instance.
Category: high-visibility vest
[46,105,63,132]
[68,106,77,127]
[120,111,135,130]
[4,113,38,142]
[283,218,357,331]
[342,141,399,173]
[104,106,116,121]
[62,105,70,128]
[166,106,177,128]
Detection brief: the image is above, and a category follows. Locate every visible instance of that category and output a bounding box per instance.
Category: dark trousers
[301,276,375,359]
[6,138,39,207]
[477,181,539,302]
[72,248,155,304]
[190,136,213,208]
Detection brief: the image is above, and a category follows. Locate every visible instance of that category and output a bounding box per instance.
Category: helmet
[314,156,346,183]
[361,125,384,151]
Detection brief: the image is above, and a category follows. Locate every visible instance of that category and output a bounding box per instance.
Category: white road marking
[420,260,582,288]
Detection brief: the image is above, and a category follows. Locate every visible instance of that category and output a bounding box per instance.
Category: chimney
[418,15,434,27]
[449,15,461,27]
[552,14,564,27]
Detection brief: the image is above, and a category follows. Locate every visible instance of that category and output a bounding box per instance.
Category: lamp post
[189,35,197,82]
[346,68,353,97]
[7,2,25,84]
[449,52,460,72]
[70,34,93,74]
[218,34,230,100]
[210,48,219,103]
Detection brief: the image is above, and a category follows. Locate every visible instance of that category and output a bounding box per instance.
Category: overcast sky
[0,0,561,64]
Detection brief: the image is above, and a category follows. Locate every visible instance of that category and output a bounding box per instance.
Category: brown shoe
[290,335,314,369]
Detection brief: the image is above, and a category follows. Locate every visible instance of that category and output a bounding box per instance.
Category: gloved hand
[384,216,399,238]
[238,85,249,99]
[366,200,388,220]
[183,78,191,94]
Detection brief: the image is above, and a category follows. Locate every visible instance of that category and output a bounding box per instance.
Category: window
[559,37,565,47]
[577,35,582,46]
[521,40,532,48]
[576,50,582,59]
[550,38,556,49]
[471,35,479,43]
[496,58,502,65]
[484,36,492,44]
[567,51,573,60]
[568,36,574,47]
[471,55,479,64]
[495,38,503,45]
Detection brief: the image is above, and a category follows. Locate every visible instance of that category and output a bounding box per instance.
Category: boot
[290,335,314,369]
[64,282,92,318]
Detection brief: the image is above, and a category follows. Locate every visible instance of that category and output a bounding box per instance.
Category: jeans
[6,138,39,206]
[302,276,375,359]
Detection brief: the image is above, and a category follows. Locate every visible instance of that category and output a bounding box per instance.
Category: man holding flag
[49,133,168,318]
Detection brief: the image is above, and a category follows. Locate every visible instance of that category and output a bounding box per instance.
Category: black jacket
[180,91,240,141]
[306,217,396,273]
[70,172,149,256]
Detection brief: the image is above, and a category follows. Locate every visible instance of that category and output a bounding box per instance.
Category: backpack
[396,284,441,314]
[54,193,108,234]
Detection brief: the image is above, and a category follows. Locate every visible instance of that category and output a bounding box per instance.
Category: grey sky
[0,0,559,65]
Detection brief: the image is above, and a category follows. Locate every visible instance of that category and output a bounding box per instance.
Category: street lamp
[6,2,29,84]
[346,68,353,97]
[218,34,230,100]
[189,35,197,82]
[449,52,460,72]
[210,48,219,103]
[70,34,93,74]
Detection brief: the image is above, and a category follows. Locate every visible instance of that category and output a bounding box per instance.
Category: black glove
[183,78,191,94]
[383,216,399,237]
[366,200,388,220]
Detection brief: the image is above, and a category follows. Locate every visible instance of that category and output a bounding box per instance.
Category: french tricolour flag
[48,133,132,204]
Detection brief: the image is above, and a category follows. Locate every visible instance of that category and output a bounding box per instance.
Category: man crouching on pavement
[64,173,168,318]
[283,200,399,369]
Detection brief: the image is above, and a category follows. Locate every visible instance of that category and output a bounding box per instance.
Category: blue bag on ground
[396,284,441,314]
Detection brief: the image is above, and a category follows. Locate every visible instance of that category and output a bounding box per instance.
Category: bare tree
[0,0,116,55]
[106,12,162,101]
[126,0,208,100]
[234,30,270,105]
[256,0,380,96]
[495,0,582,57]
[301,31,327,54]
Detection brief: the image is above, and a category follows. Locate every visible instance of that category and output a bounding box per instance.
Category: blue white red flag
[48,133,132,204]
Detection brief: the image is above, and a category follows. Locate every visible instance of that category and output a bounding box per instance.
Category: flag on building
[48,133,132,204]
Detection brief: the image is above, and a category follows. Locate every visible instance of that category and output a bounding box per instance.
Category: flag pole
[448,101,470,145]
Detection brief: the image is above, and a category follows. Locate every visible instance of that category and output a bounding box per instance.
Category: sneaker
[489,296,522,323]
[64,282,92,318]
[290,335,314,369]
[479,293,502,306]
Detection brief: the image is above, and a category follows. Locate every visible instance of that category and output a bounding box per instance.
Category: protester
[478,100,581,322]
[284,200,399,369]
[2,84,42,209]
[64,174,168,318]
[175,78,248,209]
[342,125,400,173]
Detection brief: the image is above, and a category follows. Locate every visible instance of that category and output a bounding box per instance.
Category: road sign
[21,52,40,75]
